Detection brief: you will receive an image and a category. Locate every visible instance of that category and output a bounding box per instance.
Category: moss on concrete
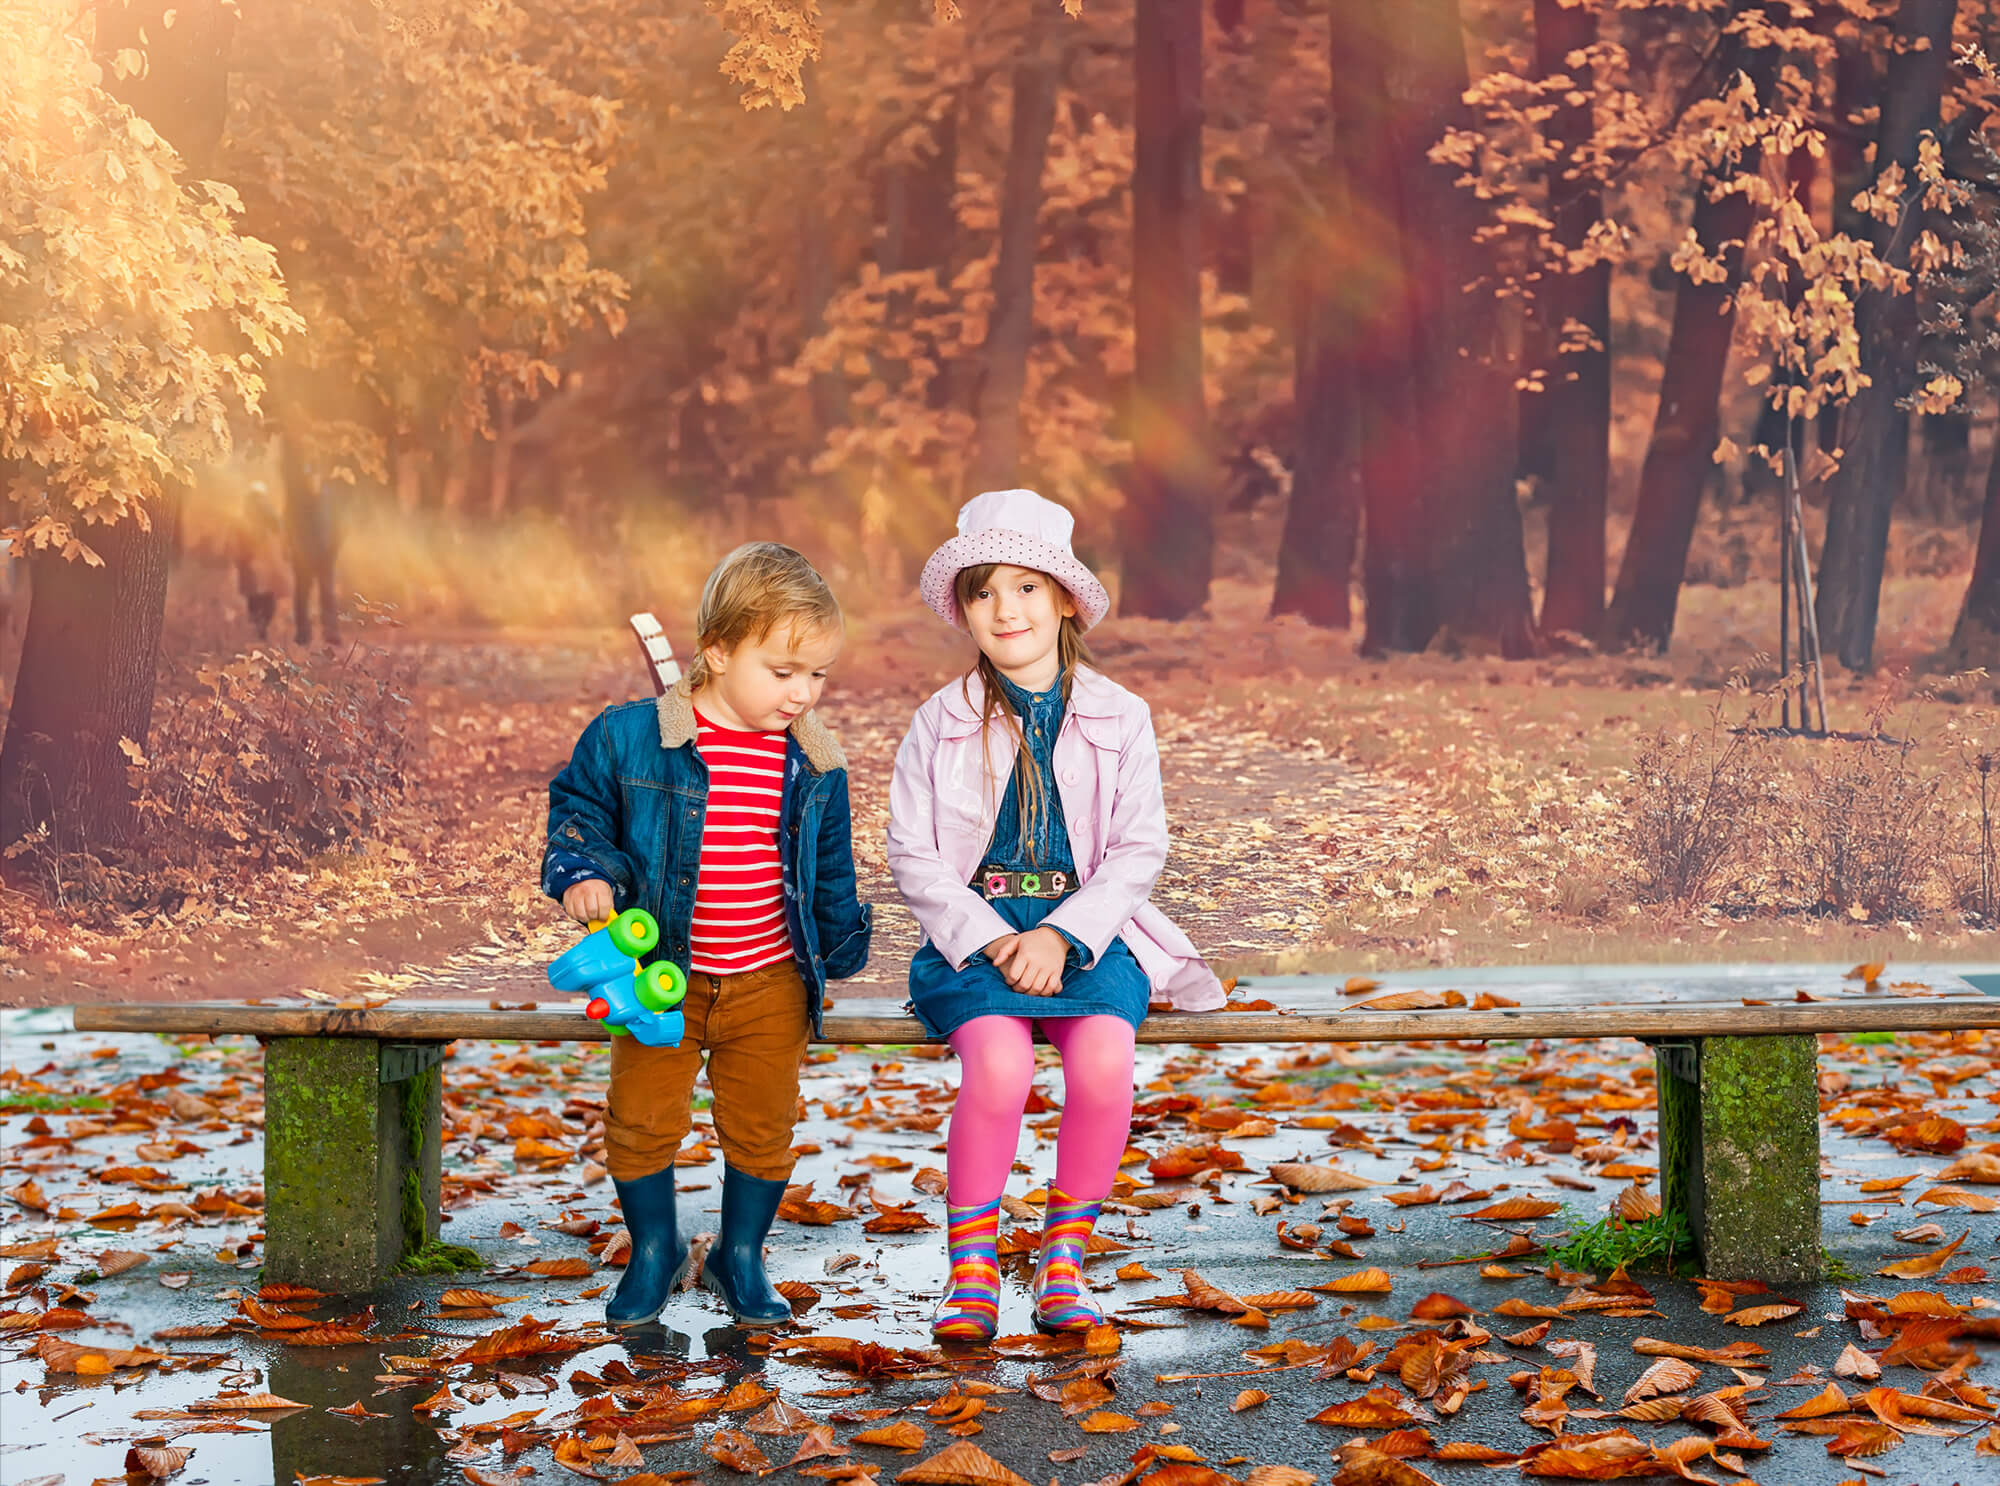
[264,1039,384,1293]
[1693,1035,1822,1283]
[398,1239,484,1275]
[1655,1047,1700,1224]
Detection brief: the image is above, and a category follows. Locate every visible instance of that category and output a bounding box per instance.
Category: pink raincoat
[886,665,1225,1012]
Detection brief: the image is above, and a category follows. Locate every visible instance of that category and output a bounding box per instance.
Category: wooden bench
[72,962,2000,1292]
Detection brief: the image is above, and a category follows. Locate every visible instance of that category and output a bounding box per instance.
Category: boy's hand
[991,927,1068,997]
[562,879,617,927]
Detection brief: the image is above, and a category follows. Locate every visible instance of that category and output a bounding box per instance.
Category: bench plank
[67,963,1998,1291]
[71,960,2000,1046]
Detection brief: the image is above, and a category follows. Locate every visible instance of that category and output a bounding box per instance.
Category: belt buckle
[978,868,1071,900]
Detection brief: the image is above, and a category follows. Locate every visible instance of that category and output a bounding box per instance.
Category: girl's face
[961,563,1076,688]
[700,621,843,732]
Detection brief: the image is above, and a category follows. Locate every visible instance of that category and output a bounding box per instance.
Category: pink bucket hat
[919,489,1111,632]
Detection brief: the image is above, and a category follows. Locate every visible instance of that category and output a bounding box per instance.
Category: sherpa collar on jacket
[654,676,846,773]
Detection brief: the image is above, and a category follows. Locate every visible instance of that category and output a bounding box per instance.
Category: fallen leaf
[523,1258,593,1278]
[186,1392,307,1412]
[124,1443,192,1478]
[706,1429,773,1473]
[894,1440,1036,1486]
[1323,1268,1393,1294]
[854,1421,928,1451]
[1267,1162,1378,1192]
[1461,1198,1560,1221]
[1625,1358,1700,1404]
[1876,1229,1968,1278]
[1722,1302,1802,1327]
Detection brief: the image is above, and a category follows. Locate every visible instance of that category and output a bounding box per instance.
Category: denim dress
[906,673,1153,1037]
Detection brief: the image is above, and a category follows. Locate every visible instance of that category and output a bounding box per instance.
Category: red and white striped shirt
[689,713,794,976]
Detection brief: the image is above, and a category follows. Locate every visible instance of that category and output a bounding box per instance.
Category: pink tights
[943,1015,1135,1207]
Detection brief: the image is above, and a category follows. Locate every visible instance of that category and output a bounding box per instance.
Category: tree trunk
[1948,425,2000,667]
[0,1,234,853]
[1916,410,1974,519]
[877,1,960,412]
[1322,3,1433,654]
[1815,0,1957,672]
[1271,238,1360,628]
[1120,0,1214,620]
[965,5,1061,494]
[0,507,179,849]
[488,391,516,517]
[1602,184,1753,651]
[439,421,472,512]
[1383,0,1536,655]
[797,62,847,436]
[1272,4,1375,631]
[1602,8,1787,653]
[1531,0,1611,640]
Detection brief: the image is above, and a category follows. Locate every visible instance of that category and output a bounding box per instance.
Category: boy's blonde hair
[687,542,842,688]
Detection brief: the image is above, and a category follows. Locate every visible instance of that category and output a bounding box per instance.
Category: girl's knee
[952,1024,1036,1109]
[960,1045,1036,1107]
[1059,1024,1134,1098]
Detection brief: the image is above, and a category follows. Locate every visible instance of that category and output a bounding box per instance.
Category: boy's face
[699,621,843,732]
[960,563,1075,686]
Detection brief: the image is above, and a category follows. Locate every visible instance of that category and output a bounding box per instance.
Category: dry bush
[137,643,420,868]
[4,639,419,918]
[1622,690,1770,908]
[1782,735,1949,920]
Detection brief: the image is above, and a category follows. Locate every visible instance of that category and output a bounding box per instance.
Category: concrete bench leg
[263,1038,444,1292]
[1655,1035,1821,1283]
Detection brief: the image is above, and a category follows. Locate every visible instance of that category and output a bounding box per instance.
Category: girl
[544,543,872,1328]
[887,489,1223,1341]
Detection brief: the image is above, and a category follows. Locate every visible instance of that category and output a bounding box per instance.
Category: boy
[543,543,871,1327]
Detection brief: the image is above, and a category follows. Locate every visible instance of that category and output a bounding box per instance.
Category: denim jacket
[541,678,872,1032]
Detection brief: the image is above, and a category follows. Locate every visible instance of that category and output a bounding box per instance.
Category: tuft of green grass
[397,1240,484,1276]
[1845,1031,1898,1046]
[1,1094,109,1114]
[1820,1247,1862,1282]
[1551,1209,1697,1277]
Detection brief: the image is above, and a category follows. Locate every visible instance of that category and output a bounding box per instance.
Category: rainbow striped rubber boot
[931,1198,1002,1344]
[1032,1187,1105,1332]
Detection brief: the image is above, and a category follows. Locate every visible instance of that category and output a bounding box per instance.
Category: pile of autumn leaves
[4,1032,2000,1484]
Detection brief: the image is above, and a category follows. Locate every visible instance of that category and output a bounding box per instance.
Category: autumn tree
[1815,0,1960,671]
[1328,0,1535,657]
[1,0,625,854]
[1528,0,1613,641]
[0,0,297,850]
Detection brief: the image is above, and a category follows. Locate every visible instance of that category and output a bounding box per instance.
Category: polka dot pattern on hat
[918,495,1111,633]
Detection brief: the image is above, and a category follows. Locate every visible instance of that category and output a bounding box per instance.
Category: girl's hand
[563,879,617,927]
[992,927,1069,996]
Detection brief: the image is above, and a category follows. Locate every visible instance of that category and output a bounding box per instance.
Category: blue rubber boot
[699,1167,793,1328]
[606,1169,690,1327]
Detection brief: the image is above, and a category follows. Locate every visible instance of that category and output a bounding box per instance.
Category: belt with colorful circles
[974,867,1076,900]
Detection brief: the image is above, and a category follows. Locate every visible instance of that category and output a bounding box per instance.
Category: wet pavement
[1,1005,1996,1485]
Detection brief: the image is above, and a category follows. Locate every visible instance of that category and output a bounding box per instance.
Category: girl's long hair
[953,563,1095,865]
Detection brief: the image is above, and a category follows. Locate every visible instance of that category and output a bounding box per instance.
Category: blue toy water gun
[547,908,687,1047]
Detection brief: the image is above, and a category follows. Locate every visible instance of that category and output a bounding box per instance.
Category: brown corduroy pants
[604,958,811,1183]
